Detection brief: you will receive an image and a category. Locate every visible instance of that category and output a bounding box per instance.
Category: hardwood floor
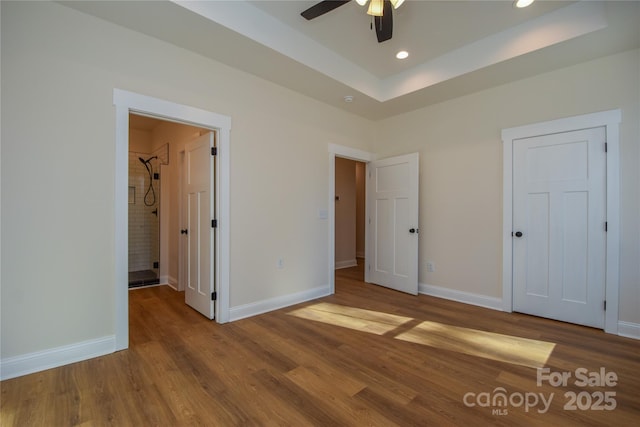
[2,264,639,426]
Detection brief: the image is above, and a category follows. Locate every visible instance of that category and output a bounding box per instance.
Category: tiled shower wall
[128,153,159,273]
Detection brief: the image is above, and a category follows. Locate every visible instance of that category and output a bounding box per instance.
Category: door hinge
[211,291,217,301]
[604,300,606,311]
[212,219,218,228]
[605,221,608,232]
[604,142,608,153]
[211,147,217,156]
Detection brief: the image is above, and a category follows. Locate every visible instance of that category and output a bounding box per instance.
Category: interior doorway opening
[334,157,366,283]
[114,88,233,350]
[327,144,375,294]
[128,113,208,291]
[329,145,420,297]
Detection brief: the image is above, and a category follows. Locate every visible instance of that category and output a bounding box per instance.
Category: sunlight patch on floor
[395,320,555,368]
[289,303,555,368]
[288,302,413,335]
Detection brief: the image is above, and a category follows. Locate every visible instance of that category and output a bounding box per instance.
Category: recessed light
[396,50,409,60]
[344,95,354,103]
[514,0,535,8]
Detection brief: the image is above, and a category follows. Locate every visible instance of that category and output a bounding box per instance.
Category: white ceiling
[248,0,572,79]
[62,1,640,120]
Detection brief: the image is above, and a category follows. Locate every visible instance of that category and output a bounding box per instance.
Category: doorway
[114,89,232,351]
[334,157,366,281]
[328,144,420,296]
[328,144,375,294]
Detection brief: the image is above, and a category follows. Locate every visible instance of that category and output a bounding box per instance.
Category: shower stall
[128,151,163,287]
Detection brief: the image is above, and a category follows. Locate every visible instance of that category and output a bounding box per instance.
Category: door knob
[409,228,416,234]
[180,229,188,235]
[514,231,523,238]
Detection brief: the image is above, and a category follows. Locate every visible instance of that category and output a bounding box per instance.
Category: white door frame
[113,89,231,351]
[328,144,376,293]
[501,109,621,334]
[177,150,186,291]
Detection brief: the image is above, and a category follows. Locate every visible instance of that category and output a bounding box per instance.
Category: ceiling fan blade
[301,0,351,20]
[374,0,393,42]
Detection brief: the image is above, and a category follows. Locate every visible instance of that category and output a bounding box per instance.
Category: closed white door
[366,153,419,295]
[513,127,606,328]
[184,132,215,319]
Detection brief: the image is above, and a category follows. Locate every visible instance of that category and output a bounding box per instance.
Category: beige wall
[129,128,152,153]
[1,1,638,364]
[374,48,640,324]
[0,1,374,358]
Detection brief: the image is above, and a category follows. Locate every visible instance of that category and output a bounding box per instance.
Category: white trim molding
[617,322,640,340]
[113,89,232,352]
[501,109,621,334]
[167,275,179,291]
[175,1,606,103]
[419,283,503,311]
[0,336,115,381]
[335,259,358,270]
[229,285,331,322]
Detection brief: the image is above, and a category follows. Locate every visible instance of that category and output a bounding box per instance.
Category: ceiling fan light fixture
[514,0,535,8]
[367,0,384,17]
[389,0,405,9]
[355,0,368,6]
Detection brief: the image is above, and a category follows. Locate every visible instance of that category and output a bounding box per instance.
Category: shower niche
[128,144,168,288]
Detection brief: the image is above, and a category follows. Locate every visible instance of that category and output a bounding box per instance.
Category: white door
[513,127,606,328]
[184,132,215,319]
[366,153,419,295]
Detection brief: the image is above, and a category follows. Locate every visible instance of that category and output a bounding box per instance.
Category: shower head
[139,156,157,164]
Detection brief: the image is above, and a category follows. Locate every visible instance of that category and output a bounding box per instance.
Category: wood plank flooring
[2,263,639,426]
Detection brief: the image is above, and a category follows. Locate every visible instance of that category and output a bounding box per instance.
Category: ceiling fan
[301,0,406,43]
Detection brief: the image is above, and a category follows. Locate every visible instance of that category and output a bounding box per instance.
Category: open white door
[366,153,419,295]
[184,132,215,319]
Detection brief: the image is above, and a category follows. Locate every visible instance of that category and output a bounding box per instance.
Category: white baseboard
[617,321,640,340]
[335,259,358,270]
[419,283,503,311]
[167,275,179,291]
[1,335,115,381]
[229,285,331,322]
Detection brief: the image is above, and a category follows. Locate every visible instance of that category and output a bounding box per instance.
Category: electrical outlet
[426,261,435,273]
[277,258,284,270]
